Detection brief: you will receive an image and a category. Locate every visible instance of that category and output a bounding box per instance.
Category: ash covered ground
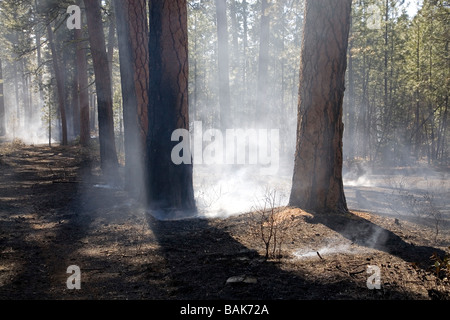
[0,141,449,300]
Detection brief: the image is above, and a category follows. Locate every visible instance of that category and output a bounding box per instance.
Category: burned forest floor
[0,140,449,300]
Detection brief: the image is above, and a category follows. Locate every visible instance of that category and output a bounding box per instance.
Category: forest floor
[0,140,449,300]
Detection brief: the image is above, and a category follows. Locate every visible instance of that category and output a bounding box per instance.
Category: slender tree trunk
[242,0,249,118]
[72,65,80,138]
[229,0,240,69]
[114,0,149,197]
[84,0,119,181]
[13,60,20,130]
[74,9,90,147]
[107,2,116,93]
[289,0,352,214]
[216,0,232,129]
[21,61,31,130]
[0,59,5,136]
[147,0,196,214]
[256,0,270,126]
[347,20,355,160]
[47,23,68,146]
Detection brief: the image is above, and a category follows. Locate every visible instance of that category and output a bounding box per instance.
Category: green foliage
[430,247,450,280]
[344,0,449,165]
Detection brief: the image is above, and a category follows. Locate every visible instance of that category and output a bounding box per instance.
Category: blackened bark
[47,23,68,146]
[84,0,119,180]
[289,0,352,214]
[75,21,90,147]
[147,0,196,215]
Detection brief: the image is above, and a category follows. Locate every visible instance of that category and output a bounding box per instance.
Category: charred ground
[0,141,449,300]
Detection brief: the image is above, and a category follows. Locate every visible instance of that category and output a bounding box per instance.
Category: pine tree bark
[47,23,68,146]
[289,0,352,214]
[84,0,119,180]
[147,0,196,214]
[74,8,90,147]
[114,0,149,197]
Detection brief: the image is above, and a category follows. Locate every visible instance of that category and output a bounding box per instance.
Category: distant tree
[256,0,271,126]
[75,0,90,147]
[215,0,231,129]
[47,21,68,146]
[289,0,352,213]
[147,0,196,214]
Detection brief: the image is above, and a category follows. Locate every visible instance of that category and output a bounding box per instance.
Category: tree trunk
[216,0,231,129]
[346,20,355,160]
[47,23,68,146]
[147,0,196,214]
[84,0,119,180]
[114,0,149,197]
[0,58,5,136]
[289,0,352,214]
[74,6,90,147]
[256,0,270,126]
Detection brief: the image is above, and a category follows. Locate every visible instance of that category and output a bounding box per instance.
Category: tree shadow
[305,211,447,270]
[147,212,426,300]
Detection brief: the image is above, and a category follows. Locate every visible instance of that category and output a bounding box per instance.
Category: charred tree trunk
[289,0,352,214]
[84,0,119,181]
[74,12,90,147]
[115,0,149,197]
[147,0,196,214]
[47,23,68,146]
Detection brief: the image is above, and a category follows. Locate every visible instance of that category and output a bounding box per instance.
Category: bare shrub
[249,188,298,260]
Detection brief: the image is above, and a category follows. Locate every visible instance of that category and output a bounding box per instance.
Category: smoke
[194,165,291,219]
[294,243,369,260]
[3,96,51,145]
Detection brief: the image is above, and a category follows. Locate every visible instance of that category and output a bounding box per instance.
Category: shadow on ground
[148,212,427,300]
[305,211,447,270]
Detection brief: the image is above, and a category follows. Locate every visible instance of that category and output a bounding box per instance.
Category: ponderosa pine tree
[147,0,196,215]
[47,22,68,146]
[84,0,119,181]
[74,0,90,147]
[114,0,149,197]
[289,0,352,213]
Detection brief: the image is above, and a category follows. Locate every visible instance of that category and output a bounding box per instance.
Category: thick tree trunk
[47,23,68,146]
[114,0,149,197]
[84,0,119,180]
[147,0,196,214]
[289,0,352,214]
